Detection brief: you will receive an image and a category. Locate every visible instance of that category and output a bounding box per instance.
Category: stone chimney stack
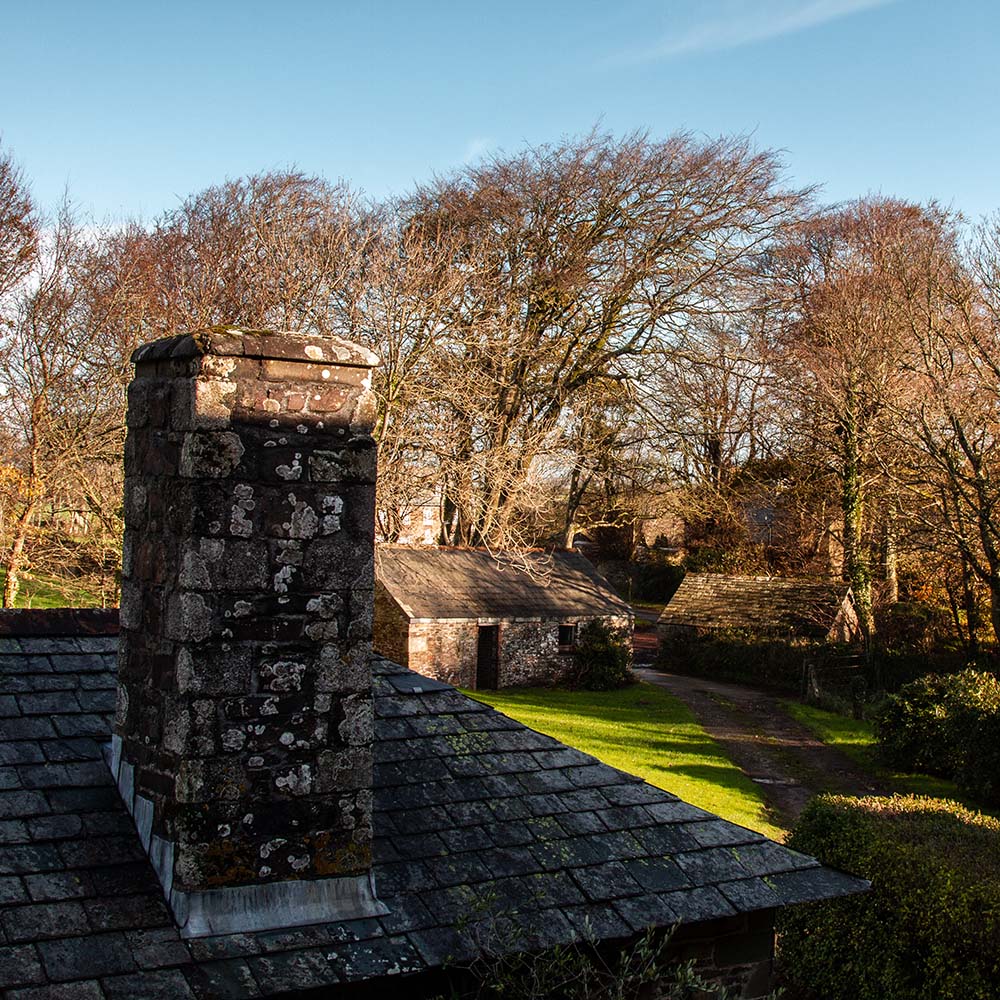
[110,327,384,937]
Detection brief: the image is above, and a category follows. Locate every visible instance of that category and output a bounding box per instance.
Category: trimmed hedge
[568,619,635,691]
[874,669,1000,803]
[779,794,1000,1000]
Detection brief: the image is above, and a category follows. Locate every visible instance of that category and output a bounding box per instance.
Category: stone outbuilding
[658,574,861,644]
[374,546,634,689]
[0,329,868,999]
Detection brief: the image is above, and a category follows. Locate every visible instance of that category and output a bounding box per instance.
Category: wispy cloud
[462,137,493,165]
[616,0,894,64]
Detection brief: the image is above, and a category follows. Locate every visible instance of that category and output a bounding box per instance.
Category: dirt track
[635,667,889,829]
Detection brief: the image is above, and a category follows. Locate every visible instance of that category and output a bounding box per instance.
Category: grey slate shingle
[0,635,868,996]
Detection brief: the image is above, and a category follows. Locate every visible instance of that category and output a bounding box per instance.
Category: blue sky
[3,0,998,222]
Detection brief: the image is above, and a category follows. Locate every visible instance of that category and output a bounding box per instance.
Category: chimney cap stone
[131,326,380,368]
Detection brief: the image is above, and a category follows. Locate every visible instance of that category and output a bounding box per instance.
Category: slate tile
[632,823,699,857]
[2,902,90,942]
[601,782,677,806]
[75,692,115,714]
[24,872,93,902]
[735,841,817,877]
[588,830,645,860]
[247,949,340,993]
[0,944,45,989]
[407,925,478,967]
[183,959,261,999]
[0,843,65,875]
[87,863,159,898]
[38,933,136,981]
[521,871,585,909]
[598,805,655,832]
[458,710,520,732]
[0,876,28,904]
[25,640,82,656]
[0,744,45,766]
[488,821,533,847]
[40,740,104,764]
[130,938,191,970]
[386,806,449,835]
[0,695,19,716]
[76,673,117,691]
[59,837,144,870]
[565,764,622,788]
[718,876,783,912]
[517,769,576,794]
[76,638,118,655]
[0,767,23,790]
[675,847,751,884]
[50,655,103,674]
[624,857,690,892]
[522,816,563,843]
[767,867,868,904]
[556,812,607,838]
[377,894,437,935]
[571,862,642,902]
[20,763,109,791]
[328,933,424,981]
[686,819,765,848]
[185,934,261,962]
[481,846,538,880]
[513,907,578,951]
[522,793,565,817]
[555,789,610,812]
[16,693,81,716]
[253,918,381,954]
[389,833,448,861]
[613,893,678,932]
[663,885,736,922]
[489,798,531,823]
[79,814,134,838]
[644,800,714,824]
[438,825,488,853]
[4,719,57,741]
[52,717,108,739]
[531,748,594,770]
[444,800,494,828]
[27,815,83,841]
[372,860,436,895]
[7,980,105,999]
[0,819,29,843]
[45,788,120,814]
[84,894,171,932]
[564,903,633,942]
[103,968,195,999]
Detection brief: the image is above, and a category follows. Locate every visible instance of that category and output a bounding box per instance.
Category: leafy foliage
[568,619,635,691]
[874,669,1000,801]
[779,794,1000,1000]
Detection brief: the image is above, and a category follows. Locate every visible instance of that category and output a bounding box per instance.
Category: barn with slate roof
[374,546,633,689]
[658,574,860,645]
[0,329,868,998]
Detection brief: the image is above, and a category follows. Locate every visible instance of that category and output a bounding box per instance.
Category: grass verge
[781,699,993,807]
[468,682,785,840]
[0,569,104,609]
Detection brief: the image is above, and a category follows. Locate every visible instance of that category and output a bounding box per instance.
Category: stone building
[0,328,867,998]
[375,546,634,689]
[658,574,861,644]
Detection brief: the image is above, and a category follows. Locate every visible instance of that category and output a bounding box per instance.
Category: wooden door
[476,625,499,689]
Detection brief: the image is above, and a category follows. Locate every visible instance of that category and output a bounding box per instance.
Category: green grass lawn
[0,568,104,609]
[468,682,785,840]
[782,699,993,807]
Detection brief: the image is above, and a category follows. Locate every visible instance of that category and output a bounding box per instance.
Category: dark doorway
[476,625,500,689]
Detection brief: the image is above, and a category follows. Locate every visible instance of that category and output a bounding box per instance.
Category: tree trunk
[883,498,898,605]
[2,503,35,608]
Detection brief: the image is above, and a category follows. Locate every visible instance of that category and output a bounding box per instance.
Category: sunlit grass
[0,568,103,609]
[782,699,997,812]
[467,682,786,840]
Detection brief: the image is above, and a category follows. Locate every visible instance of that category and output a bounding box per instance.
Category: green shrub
[779,794,1000,1000]
[873,669,1000,791]
[569,619,635,691]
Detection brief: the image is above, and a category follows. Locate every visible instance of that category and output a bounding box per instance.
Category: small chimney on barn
[109,327,384,937]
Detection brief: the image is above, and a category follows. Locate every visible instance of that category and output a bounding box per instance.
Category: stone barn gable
[657,574,860,644]
[374,547,634,689]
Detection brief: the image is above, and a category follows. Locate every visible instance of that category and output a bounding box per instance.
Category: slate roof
[658,574,855,638]
[376,547,632,620]
[0,617,866,997]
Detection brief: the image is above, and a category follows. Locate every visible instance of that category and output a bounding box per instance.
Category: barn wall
[373,583,411,667]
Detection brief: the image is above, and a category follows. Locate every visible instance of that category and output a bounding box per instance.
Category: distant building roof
[658,574,855,638]
[0,618,866,996]
[377,547,633,620]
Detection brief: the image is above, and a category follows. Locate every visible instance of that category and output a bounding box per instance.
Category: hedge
[778,794,1000,1000]
[874,669,1000,803]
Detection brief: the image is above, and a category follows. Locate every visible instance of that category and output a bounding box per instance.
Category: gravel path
[635,668,889,829]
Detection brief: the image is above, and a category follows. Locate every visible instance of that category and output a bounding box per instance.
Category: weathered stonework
[111,327,382,934]
[373,586,631,689]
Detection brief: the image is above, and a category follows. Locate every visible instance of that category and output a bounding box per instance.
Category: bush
[873,669,1000,797]
[657,628,812,694]
[569,619,635,691]
[779,794,1000,1000]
